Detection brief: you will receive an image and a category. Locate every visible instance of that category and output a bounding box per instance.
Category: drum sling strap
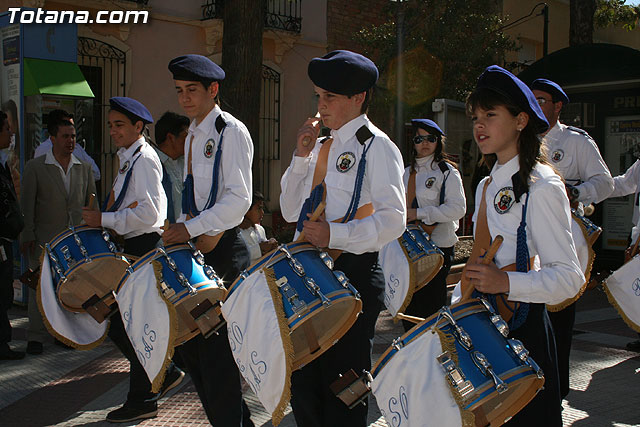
[294,126,376,353]
[181,115,227,253]
[407,161,449,235]
[102,145,143,212]
[461,174,532,330]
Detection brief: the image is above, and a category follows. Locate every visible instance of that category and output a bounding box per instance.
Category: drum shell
[373,299,544,425]
[47,225,129,312]
[400,224,444,292]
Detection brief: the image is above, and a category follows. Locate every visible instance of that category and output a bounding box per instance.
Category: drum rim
[49,224,105,247]
[288,288,360,328]
[372,300,486,377]
[54,252,128,282]
[465,365,538,409]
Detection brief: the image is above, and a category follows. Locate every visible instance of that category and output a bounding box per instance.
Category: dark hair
[465,87,547,192]
[0,110,7,128]
[50,120,74,138]
[349,88,372,114]
[47,109,73,135]
[155,111,190,145]
[408,132,457,173]
[110,106,145,129]
[251,191,265,208]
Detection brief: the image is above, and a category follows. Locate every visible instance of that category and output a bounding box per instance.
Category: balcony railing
[202,0,301,33]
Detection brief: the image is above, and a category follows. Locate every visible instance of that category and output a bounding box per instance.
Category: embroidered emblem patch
[494,187,516,214]
[336,152,356,173]
[119,160,130,174]
[551,149,564,163]
[425,177,436,189]
[204,139,215,158]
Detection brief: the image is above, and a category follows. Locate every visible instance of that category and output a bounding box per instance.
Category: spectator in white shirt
[238,191,277,263]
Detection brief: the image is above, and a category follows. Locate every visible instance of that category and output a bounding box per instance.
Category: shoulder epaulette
[319,136,332,145]
[566,125,594,140]
[355,125,374,145]
[511,172,527,203]
[437,161,449,174]
[215,115,227,134]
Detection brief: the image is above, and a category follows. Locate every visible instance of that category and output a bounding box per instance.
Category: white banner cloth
[371,330,462,427]
[222,269,291,426]
[380,238,411,317]
[38,254,107,348]
[115,262,173,391]
[604,255,640,332]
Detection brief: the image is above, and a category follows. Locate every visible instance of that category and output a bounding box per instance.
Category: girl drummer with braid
[460,65,584,425]
[401,119,466,331]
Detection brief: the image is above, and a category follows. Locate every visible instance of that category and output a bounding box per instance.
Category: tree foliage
[356,0,517,102]
[595,0,640,30]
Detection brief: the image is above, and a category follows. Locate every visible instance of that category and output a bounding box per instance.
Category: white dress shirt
[35,137,101,181]
[44,148,82,195]
[404,155,466,248]
[101,137,166,239]
[542,122,613,204]
[239,224,267,263]
[472,156,584,305]
[178,105,253,238]
[610,159,640,242]
[280,114,406,254]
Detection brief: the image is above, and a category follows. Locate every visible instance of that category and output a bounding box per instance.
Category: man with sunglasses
[530,78,613,401]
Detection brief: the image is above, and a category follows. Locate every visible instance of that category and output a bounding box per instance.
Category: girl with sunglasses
[460,65,584,425]
[401,119,466,330]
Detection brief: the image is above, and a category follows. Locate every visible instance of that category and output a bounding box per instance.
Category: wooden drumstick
[87,193,95,209]
[396,313,425,324]
[461,235,504,302]
[296,201,326,243]
[162,219,170,232]
[302,112,321,147]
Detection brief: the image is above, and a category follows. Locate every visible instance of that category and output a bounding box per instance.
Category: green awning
[23,58,94,98]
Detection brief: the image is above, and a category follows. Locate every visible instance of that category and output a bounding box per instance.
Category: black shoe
[106,403,158,423]
[26,341,43,355]
[0,346,25,360]
[54,339,74,350]
[158,368,185,399]
[626,339,640,352]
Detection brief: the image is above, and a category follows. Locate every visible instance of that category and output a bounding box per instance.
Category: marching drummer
[162,54,254,426]
[462,66,584,425]
[279,50,406,426]
[529,78,614,400]
[81,97,184,423]
[401,118,466,330]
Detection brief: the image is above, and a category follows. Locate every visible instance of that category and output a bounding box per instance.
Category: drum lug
[392,337,404,351]
[440,306,473,351]
[276,276,308,316]
[333,270,360,299]
[303,277,331,306]
[188,241,206,265]
[507,339,544,378]
[319,251,334,270]
[46,244,66,282]
[288,258,305,277]
[490,315,509,337]
[177,271,198,295]
[437,351,475,399]
[472,351,508,394]
[71,228,91,263]
[159,279,177,302]
[60,245,74,266]
[101,230,119,253]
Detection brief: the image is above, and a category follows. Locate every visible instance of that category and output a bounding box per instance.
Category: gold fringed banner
[150,260,180,394]
[263,267,295,426]
[434,328,475,427]
[38,247,108,351]
[603,280,640,333]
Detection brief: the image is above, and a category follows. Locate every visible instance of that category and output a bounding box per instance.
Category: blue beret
[168,54,225,83]
[308,50,378,95]
[530,78,570,105]
[109,97,153,125]
[476,65,549,134]
[411,119,444,136]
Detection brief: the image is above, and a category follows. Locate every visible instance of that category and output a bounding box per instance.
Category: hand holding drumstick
[296,112,322,158]
[462,236,505,300]
[296,201,326,245]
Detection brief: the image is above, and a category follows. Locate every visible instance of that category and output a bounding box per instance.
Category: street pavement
[1,287,638,426]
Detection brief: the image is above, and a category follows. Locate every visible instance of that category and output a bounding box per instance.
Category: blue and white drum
[372,299,544,426]
[117,243,227,345]
[226,242,362,370]
[46,225,129,313]
[380,224,444,316]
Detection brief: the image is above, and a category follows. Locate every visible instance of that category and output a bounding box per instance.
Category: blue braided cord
[509,193,531,331]
[181,129,225,217]
[342,136,375,223]
[161,164,175,223]
[102,153,143,213]
[296,183,325,232]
